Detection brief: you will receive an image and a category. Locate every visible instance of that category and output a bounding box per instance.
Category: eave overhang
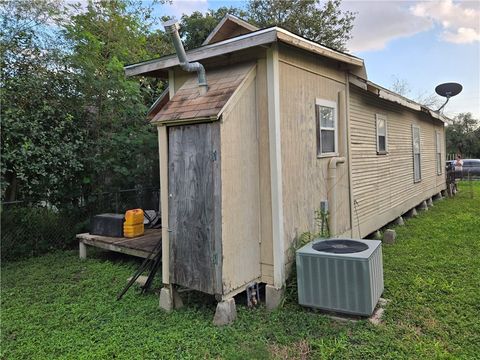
[125,27,364,78]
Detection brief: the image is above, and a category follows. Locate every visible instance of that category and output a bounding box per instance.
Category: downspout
[328,157,345,237]
[162,19,208,95]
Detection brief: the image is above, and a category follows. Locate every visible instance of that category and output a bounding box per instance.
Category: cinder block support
[159,287,173,312]
[369,230,382,240]
[427,197,434,207]
[417,201,428,211]
[266,285,284,311]
[433,193,443,201]
[405,208,418,218]
[159,287,183,312]
[441,189,447,197]
[172,288,184,310]
[393,216,404,226]
[79,242,87,259]
[213,298,237,326]
[383,229,396,245]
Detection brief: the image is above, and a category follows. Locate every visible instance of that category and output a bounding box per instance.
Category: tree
[1,0,85,202]
[446,113,480,157]
[63,0,168,196]
[1,0,171,203]
[247,0,355,51]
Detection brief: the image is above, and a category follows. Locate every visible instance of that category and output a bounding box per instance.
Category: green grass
[2,182,480,359]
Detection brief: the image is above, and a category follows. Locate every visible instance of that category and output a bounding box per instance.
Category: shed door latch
[211,150,217,162]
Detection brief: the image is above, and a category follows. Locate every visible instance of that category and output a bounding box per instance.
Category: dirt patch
[269,340,311,360]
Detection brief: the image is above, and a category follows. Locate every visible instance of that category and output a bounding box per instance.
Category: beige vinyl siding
[349,85,446,237]
[278,46,350,265]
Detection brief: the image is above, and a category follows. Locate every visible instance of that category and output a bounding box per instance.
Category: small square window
[315,99,337,157]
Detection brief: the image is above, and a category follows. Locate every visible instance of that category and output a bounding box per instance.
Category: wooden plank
[276,28,364,67]
[266,44,285,289]
[202,15,258,45]
[220,76,261,294]
[158,126,170,286]
[125,29,277,77]
[79,238,152,258]
[168,123,221,295]
[256,58,274,278]
[76,229,162,259]
[124,28,363,78]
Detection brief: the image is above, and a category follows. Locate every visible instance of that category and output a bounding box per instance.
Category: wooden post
[266,44,285,289]
[79,241,87,259]
[158,125,170,286]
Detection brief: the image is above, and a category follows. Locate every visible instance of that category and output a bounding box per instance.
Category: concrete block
[213,298,237,326]
[417,201,428,211]
[441,189,447,197]
[405,208,418,218]
[159,287,173,312]
[368,230,382,240]
[433,193,443,201]
[427,198,434,207]
[383,229,396,245]
[369,298,390,326]
[173,288,184,309]
[126,275,148,287]
[393,216,404,226]
[79,242,87,259]
[265,285,284,311]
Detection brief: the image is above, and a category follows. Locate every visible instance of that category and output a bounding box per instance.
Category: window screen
[436,131,442,175]
[376,114,387,153]
[315,99,337,156]
[412,125,421,182]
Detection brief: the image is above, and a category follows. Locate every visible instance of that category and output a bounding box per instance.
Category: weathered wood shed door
[168,122,222,295]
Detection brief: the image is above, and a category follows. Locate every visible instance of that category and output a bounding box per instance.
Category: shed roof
[152,62,255,125]
[202,15,258,45]
[125,26,364,78]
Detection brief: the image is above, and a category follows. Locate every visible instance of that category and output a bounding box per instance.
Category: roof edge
[125,27,364,77]
[349,74,449,123]
[202,14,259,46]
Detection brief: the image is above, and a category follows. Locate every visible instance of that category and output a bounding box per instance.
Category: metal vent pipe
[163,19,207,94]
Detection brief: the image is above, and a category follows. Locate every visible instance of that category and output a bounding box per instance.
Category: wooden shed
[125,15,448,321]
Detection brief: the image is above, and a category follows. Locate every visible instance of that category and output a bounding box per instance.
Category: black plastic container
[91,213,124,237]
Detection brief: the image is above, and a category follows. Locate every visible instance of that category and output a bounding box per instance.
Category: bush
[1,205,87,261]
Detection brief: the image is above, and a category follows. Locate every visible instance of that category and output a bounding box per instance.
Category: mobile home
[125,16,447,321]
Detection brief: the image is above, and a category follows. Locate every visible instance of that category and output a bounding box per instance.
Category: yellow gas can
[125,209,144,225]
[123,223,144,238]
[124,209,144,238]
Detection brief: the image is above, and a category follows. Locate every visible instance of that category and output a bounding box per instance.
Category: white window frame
[315,98,338,157]
[376,114,388,154]
[412,124,422,183]
[435,130,442,175]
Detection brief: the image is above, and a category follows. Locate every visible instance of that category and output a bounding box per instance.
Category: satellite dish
[435,83,462,98]
[435,82,462,112]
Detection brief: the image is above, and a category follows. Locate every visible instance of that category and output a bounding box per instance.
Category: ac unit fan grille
[312,240,368,254]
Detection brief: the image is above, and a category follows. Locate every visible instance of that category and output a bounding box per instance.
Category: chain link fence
[1,188,159,261]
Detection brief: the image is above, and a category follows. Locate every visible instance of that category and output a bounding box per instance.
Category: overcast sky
[156,0,479,119]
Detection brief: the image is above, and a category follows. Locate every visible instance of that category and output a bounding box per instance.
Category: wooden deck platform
[76,229,162,259]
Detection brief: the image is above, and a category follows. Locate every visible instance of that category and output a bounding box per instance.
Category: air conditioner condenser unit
[296,238,384,316]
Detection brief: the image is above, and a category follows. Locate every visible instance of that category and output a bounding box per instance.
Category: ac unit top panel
[297,238,382,261]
